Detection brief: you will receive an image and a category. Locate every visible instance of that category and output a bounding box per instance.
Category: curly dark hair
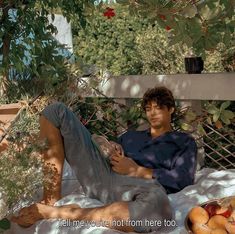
[142,86,175,112]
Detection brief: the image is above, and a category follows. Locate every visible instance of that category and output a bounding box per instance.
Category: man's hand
[109,141,124,155]
[110,150,139,177]
[110,150,154,179]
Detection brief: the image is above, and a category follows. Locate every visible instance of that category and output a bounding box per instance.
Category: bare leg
[12,201,134,232]
[12,114,135,232]
[1,116,63,205]
[39,115,65,205]
[12,104,172,233]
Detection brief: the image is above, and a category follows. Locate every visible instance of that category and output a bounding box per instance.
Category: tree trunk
[0,3,12,95]
[1,36,11,93]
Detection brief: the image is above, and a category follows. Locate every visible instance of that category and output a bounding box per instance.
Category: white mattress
[6,161,235,234]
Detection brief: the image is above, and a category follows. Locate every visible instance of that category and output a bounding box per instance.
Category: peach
[189,206,210,224]
[230,210,235,220]
[230,198,235,209]
[225,220,235,234]
[216,206,232,218]
[210,228,227,234]
[191,223,212,234]
[207,215,228,230]
[204,203,219,218]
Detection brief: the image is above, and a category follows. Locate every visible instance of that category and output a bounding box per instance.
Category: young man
[11,86,197,232]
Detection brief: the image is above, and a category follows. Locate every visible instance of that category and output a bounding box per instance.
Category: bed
[7,161,235,234]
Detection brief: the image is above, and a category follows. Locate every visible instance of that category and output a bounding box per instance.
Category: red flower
[165,26,171,31]
[159,14,166,20]
[103,7,115,19]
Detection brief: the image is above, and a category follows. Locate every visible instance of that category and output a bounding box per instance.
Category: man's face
[145,101,173,129]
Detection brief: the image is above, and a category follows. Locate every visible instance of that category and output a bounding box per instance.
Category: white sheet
[6,163,235,234]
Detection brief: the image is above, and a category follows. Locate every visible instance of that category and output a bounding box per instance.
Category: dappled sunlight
[168,169,235,228]
[9,162,235,234]
[1,1,234,234]
[99,73,235,100]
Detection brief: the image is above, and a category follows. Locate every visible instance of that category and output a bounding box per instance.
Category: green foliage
[135,24,186,74]
[222,45,235,72]
[206,101,235,125]
[118,99,145,130]
[72,4,188,75]
[165,100,235,137]
[73,3,232,75]
[0,0,98,96]
[0,107,59,221]
[73,4,148,75]
[0,134,44,213]
[72,97,126,140]
[116,0,235,57]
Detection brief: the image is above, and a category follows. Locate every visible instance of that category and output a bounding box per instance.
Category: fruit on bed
[211,228,228,234]
[187,197,235,233]
[207,215,228,229]
[204,203,232,218]
[215,206,232,218]
[191,223,211,234]
[204,203,219,218]
[189,206,210,224]
[230,210,235,220]
[230,198,235,209]
[225,220,235,234]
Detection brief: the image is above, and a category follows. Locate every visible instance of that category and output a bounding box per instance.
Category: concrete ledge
[87,73,235,100]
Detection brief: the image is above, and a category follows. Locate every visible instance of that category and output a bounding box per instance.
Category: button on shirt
[117,129,197,194]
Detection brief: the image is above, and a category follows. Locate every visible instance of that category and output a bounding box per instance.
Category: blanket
[6,162,235,234]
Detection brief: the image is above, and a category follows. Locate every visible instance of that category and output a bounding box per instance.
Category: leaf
[207,105,219,115]
[198,3,222,20]
[220,101,231,110]
[181,122,192,131]
[185,110,197,122]
[116,0,131,5]
[222,110,235,119]
[223,30,232,45]
[181,4,198,18]
[220,113,231,125]
[168,34,184,46]
[197,124,207,136]
[206,116,212,125]
[213,111,220,123]
[198,4,211,20]
[207,1,216,9]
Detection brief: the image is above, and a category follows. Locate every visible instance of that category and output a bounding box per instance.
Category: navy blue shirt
[118,129,197,194]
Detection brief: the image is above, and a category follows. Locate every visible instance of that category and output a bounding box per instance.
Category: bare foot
[11,203,44,228]
[36,203,81,219]
[11,203,81,228]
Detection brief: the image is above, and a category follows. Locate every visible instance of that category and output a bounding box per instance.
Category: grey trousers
[41,102,173,233]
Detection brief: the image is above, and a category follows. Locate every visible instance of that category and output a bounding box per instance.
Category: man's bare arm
[110,151,153,179]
